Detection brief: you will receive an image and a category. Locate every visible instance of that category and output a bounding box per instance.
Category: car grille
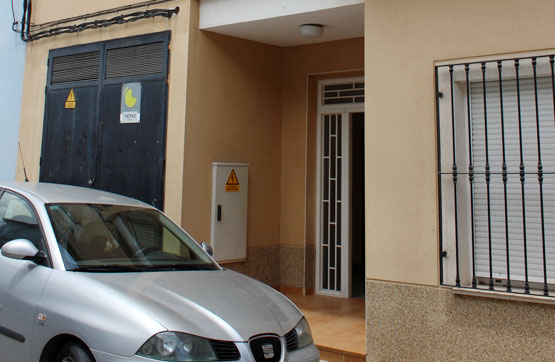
[211,340,241,361]
[285,328,298,351]
[249,335,282,362]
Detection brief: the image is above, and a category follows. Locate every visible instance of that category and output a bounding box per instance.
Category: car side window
[0,192,45,251]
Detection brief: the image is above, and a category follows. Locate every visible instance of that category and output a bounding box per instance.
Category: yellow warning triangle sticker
[225,169,240,192]
[65,89,76,109]
[226,169,239,185]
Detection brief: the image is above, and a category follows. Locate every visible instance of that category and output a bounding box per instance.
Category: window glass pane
[337,158,342,201]
[337,247,341,291]
[339,90,364,97]
[337,115,342,157]
[325,83,353,91]
[322,246,328,289]
[324,115,330,157]
[330,224,336,268]
[330,181,336,222]
[323,202,328,245]
[324,159,329,200]
[0,192,44,251]
[331,137,336,178]
[46,204,217,271]
[324,98,354,105]
[337,206,342,246]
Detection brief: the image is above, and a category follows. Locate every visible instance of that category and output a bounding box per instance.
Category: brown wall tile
[305,243,315,292]
[224,246,280,287]
[279,245,305,289]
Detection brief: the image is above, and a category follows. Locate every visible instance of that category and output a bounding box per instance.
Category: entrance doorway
[351,112,365,298]
[316,78,365,298]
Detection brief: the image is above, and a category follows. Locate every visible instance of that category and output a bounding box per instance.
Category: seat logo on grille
[261,343,275,359]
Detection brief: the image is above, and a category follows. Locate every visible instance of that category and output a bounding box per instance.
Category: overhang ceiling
[199,3,364,47]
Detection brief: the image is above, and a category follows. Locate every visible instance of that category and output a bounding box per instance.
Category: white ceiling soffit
[199,1,364,47]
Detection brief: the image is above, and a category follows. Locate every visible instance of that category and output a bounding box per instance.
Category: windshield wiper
[139,264,218,271]
[68,264,141,273]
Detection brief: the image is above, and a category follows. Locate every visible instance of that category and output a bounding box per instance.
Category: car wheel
[55,342,94,362]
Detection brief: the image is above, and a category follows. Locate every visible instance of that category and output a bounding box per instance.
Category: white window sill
[447,286,555,306]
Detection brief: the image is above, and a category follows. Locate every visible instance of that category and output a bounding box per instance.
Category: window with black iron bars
[436,54,555,297]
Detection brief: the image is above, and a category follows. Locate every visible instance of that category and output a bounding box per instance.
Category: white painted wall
[0,2,26,180]
[200,0,363,28]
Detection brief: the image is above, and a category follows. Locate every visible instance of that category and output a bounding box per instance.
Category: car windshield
[46,203,218,272]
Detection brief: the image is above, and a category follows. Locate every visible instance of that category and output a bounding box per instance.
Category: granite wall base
[223,245,311,292]
[365,280,555,361]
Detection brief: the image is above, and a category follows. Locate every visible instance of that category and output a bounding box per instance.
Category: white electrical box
[210,162,248,262]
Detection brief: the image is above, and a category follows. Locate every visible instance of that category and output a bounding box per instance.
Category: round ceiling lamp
[299,24,324,38]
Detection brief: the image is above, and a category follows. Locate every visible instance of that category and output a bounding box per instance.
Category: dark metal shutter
[50,51,100,84]
[105,42,165,79]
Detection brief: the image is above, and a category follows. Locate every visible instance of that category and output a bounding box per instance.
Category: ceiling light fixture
[299,24,324,38]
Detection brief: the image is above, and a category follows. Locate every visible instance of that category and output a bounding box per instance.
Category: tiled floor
[285,293,366,362]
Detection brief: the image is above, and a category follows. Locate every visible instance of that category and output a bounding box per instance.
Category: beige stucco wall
[181,16,363,288]
[31,0,149,24]
[364,0,555,286]
[181,0,283,248]
[17,0,189,221]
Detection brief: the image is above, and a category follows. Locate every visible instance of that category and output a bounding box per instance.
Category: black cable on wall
[16,0,179,42]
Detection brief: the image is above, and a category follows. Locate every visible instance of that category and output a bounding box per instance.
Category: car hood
[83,269,302,341]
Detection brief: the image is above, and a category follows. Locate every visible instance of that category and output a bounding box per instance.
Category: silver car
[0,182,319,362]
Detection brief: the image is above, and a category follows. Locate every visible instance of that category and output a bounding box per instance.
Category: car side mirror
[1,239,46,263]
[200,242,214,257]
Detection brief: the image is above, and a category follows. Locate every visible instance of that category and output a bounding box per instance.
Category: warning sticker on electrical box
[225,169,240,192]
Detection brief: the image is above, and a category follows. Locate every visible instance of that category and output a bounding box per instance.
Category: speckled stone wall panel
[305,244,315,291]
[279,245,305,289]
[365,280,555,362]
[223,246,279,287]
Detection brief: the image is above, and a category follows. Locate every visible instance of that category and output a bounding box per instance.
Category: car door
[0,191,53,362]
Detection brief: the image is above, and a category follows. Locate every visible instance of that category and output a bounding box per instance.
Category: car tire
[55,342,95,362]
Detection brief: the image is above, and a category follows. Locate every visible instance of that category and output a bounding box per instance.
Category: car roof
[0,182,153,208]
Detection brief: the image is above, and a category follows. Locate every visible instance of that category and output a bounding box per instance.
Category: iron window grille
[436,55,555,297]
[322,81,364,105]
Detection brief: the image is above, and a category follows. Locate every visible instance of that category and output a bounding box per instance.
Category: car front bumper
[91,342,320,362]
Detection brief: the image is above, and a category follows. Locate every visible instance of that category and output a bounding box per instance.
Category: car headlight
[137,332,218,361]
[295,318,314,349]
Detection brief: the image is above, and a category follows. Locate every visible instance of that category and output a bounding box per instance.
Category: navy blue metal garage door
[40,32,169,209]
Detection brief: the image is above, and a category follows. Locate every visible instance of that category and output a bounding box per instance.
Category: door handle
[88,177,96,186]
[217,205,222,221]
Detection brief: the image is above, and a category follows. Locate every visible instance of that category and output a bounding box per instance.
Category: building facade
[0,1,26,180]
[14,0,555,360]
[364,0,555,360]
